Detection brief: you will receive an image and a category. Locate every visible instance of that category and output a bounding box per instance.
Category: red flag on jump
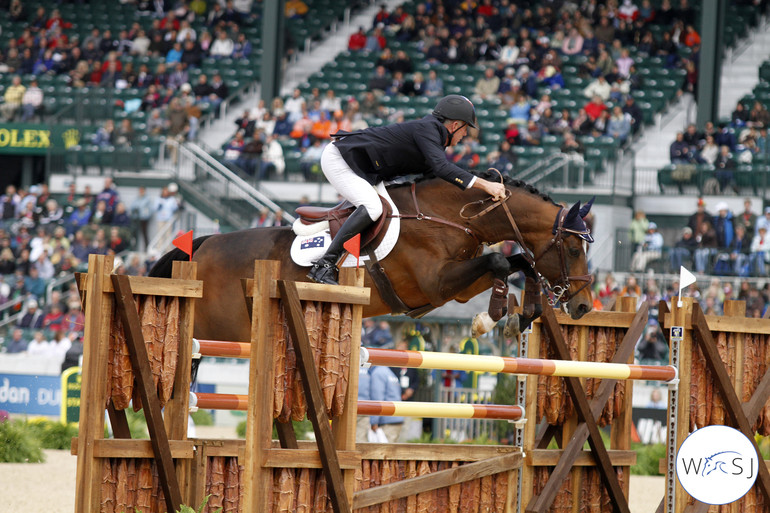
[173,230,194,261]
[343,233,361,269]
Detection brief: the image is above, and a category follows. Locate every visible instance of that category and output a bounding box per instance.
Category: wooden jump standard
[190,392,525,421]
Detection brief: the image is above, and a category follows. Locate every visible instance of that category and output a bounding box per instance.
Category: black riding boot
[307,206,375,285]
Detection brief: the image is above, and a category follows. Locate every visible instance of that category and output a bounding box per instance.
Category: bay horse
[149,171,594,344]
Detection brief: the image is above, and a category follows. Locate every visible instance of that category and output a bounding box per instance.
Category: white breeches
[321,142,383,222]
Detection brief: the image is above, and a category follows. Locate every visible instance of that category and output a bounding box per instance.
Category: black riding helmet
[432,94,479,129]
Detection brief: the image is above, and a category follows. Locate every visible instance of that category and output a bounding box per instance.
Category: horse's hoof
[503,314,521,339]
[471,312,497,337]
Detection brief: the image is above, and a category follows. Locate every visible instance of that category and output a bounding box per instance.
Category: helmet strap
[446,121,467,146]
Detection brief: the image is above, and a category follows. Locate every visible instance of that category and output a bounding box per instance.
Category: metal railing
[515,150,633,196]
[165,140,293,230]
[436,386,498,442]
[146,210,197,256]
[515,153,569,184]
[0,294,33,334]
[587,230,616,273]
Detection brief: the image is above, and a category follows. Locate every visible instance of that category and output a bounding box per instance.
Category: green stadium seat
[734,164,754,193]
[695,164,717,195]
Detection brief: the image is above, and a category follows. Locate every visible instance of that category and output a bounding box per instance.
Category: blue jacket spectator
[232,34,252,59]
[713,203,735,250]
[5,328,28,353]
[66,199,92,236]
[670,132,691,163]
[715,125,736,151]
[364,321,393,348]
[17,298,43,329]
[358,366,371,401]
[24,267,46,299]
[273,112,292,137]
[607,106,632,143]
[369,365,404,426]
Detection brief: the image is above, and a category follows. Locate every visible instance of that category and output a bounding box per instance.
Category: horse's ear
[565,201,581,222]
[579,196,595,218]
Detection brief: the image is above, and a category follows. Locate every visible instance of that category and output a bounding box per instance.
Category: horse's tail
[148,235,213,277]
[148,235,212,386]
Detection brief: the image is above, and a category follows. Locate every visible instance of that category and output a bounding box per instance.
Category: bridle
[531,206,594,305]
[460,189,593,307]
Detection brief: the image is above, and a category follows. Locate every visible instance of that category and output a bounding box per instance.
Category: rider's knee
[363,201,383,221]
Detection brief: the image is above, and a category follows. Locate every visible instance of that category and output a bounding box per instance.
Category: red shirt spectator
[476,0,495,17]
[617,0,640,22]
[42,305,65,333]
[348,28,367,51]
[45,9,72,31]
[585,96,608,121]
[373,6,390,26]
[160,13,180,32]
[683,26,701,47]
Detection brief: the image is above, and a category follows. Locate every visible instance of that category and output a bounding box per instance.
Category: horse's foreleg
[504,277,544,338]
[426,252,511,337]
[429,252,510,302]
[505,254,538,279]
[503,254,544,338]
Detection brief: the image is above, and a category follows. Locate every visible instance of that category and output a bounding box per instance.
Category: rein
[389,183,481,245]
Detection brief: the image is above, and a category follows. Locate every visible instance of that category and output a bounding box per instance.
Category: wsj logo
[680,450,754,478]
[676,426,758,505]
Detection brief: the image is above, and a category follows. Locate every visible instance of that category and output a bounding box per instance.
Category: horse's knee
[488,252,510,277]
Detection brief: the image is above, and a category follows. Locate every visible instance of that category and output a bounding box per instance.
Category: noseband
[461,192,593,306]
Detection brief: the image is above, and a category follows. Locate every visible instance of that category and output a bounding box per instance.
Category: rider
[307,94,507,285]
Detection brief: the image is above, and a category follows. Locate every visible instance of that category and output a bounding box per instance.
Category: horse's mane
[386,169,556,205]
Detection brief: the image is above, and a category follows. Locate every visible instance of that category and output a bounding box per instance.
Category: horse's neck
[388,180,558,246]
[505,190,560,237]
[388,180,464,217]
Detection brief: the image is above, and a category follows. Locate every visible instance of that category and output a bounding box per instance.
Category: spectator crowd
[628,198,770,278]
[0,0,263,151]
[0,177,182,357]
[218,0,706,180]
[668,108,770,194]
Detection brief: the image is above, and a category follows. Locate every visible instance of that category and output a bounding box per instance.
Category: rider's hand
[472,178,506,200]
[485,180,507,201]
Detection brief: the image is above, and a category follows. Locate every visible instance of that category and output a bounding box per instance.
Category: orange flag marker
[173,230,194,261]
[343,233,361,268]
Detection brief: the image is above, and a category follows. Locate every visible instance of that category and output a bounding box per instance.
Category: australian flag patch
[300,236,325,249]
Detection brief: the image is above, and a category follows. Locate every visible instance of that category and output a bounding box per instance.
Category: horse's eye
[569,247,581,258]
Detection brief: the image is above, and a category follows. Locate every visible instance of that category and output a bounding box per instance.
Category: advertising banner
[0,373,61,416]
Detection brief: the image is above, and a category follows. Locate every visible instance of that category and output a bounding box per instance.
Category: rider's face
[448,121,468,146]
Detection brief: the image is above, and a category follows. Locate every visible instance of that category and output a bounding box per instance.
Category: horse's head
[495,189,593,320]
[531,198,594,319]
[702,451,740,477]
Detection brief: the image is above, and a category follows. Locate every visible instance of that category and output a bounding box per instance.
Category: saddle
[295,196,392,249]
